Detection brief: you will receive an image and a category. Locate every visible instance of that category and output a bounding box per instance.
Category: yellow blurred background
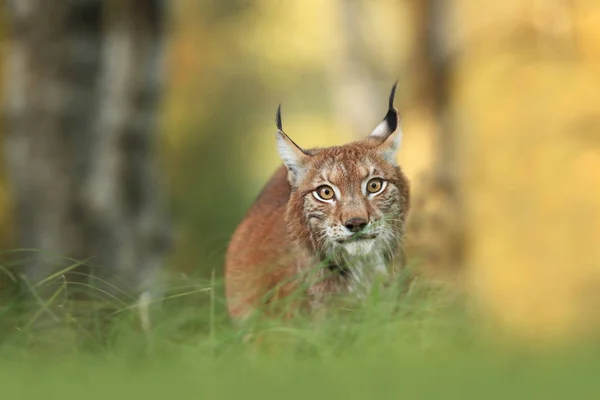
[1,0,600,344]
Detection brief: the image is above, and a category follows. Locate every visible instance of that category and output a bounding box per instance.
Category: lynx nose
[344,218,368,233]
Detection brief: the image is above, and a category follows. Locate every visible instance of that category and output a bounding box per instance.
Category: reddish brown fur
[225,137,410,321]
[225,165,302,320]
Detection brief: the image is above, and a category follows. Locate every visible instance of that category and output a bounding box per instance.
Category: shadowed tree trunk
[3,0,171,300]
[403,0,465,275]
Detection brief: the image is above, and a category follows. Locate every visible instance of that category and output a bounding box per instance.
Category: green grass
[1,254,600,399]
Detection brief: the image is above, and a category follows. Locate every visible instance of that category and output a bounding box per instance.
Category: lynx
[225,83,410,321]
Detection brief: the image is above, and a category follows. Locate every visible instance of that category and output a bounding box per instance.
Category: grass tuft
[1,250,600,398]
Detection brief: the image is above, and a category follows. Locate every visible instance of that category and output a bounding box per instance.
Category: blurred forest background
[0,0,599,344]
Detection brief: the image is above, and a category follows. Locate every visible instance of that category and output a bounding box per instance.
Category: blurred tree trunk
[328,0,380,138]
[3,0,171,299]
[403,0,465,276]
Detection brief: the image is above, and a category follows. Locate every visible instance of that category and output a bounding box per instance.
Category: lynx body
[225,84,410,320]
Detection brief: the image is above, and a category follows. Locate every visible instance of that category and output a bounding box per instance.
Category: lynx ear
[369,82,402,163]
[275,104,310,186]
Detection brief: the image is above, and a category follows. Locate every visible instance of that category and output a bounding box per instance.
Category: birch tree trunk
[3,0,171,300]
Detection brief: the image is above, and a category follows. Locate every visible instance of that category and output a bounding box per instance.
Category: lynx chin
[225,83,410,321]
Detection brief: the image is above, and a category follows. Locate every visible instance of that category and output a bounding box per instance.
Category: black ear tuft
[388,80,398,109]
[369,81,401,139]
[383,81,399,132]
[275,103,283,131]
[382,108,398,134]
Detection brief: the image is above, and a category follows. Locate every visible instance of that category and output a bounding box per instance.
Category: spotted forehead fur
[299,141,401,190]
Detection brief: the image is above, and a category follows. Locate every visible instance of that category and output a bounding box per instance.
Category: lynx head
[276,83,410,267]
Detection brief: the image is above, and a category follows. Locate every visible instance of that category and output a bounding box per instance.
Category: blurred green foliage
[1,265,600,400]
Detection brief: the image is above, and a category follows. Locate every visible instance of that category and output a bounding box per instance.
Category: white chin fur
[342,240,375,257]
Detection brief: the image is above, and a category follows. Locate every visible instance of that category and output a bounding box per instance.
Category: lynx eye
[314,185,335,201]
[366,178,384,194]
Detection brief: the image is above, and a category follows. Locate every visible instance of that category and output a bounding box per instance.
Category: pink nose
[344,218,368,233]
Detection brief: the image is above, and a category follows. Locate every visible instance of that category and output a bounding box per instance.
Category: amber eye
[366,178,384,194]
[316,185,335,201]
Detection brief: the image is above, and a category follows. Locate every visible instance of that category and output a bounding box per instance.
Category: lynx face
[276,83,410,271]
[295,145,407,265]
